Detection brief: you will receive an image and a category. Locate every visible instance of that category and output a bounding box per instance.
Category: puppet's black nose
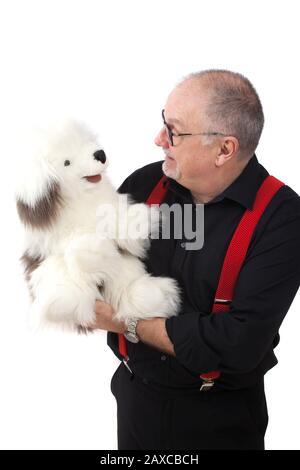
[93,149,106,164]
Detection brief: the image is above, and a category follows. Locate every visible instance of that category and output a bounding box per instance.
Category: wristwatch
[124,318,140,343]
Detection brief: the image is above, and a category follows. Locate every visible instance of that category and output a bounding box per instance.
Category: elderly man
[93,70,300,450]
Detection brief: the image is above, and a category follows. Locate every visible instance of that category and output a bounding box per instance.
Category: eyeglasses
[162,109,226,146]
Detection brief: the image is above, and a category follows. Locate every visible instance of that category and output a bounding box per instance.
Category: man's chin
[162,161,181,180]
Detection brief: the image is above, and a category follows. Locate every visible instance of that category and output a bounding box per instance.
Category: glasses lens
[162,110,173,146]
[168,126,173,146]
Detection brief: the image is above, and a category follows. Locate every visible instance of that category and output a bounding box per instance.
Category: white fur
[16,119,180,330]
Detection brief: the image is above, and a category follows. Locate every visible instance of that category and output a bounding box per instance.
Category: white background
[0,0,299,451]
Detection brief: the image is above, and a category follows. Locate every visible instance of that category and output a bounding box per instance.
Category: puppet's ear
[15,130,62,229]
[16,179,62,229]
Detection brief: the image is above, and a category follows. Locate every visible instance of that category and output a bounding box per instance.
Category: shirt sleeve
[117,174,134,194]
[165,195,300,375]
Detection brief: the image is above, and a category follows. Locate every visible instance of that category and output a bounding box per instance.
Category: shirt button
[180,242,186,249]
[161,355,167,361]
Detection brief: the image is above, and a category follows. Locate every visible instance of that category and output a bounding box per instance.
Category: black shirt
[107,155,300,391]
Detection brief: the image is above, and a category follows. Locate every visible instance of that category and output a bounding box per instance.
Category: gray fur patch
[17,182,63,229]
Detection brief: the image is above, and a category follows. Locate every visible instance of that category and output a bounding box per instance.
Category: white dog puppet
[16,119,180,331]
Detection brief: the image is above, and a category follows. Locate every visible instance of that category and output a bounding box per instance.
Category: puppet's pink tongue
[85,174,102,183]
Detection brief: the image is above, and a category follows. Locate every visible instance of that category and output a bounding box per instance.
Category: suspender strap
[212,175,285,313]
[118,175,169,362]
[200,175,284,389]
[118,334,128,360]
[146,174,169,205]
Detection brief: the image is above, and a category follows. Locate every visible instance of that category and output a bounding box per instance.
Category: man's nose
[154,127,169,148]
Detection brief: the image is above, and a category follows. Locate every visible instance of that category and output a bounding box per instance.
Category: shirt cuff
[165,313,219,374]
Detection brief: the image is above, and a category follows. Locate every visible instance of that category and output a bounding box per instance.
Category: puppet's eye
[64,160,71,166]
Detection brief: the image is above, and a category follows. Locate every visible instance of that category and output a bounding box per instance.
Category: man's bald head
[176,69,264,159]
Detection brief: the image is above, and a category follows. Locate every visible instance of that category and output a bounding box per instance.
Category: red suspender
[118,330,128,360]
[145,174,169,205]
[117,174,285,390]
[199,175,284,389]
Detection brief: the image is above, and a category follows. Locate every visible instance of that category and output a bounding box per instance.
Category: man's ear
[215,136,240,167]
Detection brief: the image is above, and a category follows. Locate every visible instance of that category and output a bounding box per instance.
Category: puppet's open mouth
[83,174,102,183]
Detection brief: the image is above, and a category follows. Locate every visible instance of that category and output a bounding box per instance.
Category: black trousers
[110,362,269,450]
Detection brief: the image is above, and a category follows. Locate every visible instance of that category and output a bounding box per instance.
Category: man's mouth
[83,174,102,183]
[164,151,174,160]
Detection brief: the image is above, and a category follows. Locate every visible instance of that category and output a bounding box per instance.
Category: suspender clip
[122,357,133,375]
[200,377,215,392]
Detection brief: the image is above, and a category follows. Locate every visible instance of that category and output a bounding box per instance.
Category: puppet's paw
[115,275,181,322]
[29,284,97,330]
[115,202,160,258]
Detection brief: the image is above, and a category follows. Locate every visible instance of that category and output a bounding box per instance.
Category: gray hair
[181,69,264,159]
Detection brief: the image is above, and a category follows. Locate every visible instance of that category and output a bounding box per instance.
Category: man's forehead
[165,84,206,123]
[164,114,183,125]
[164,97,189,124]
[164,101,202,127]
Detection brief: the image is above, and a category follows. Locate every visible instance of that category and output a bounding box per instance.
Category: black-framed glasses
[162,109,226,146]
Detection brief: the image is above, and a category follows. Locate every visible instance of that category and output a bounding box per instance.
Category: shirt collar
[166,154,269,210]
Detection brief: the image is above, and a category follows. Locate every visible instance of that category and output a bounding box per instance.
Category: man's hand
[90,300,175,357]
[89,300,126,333]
